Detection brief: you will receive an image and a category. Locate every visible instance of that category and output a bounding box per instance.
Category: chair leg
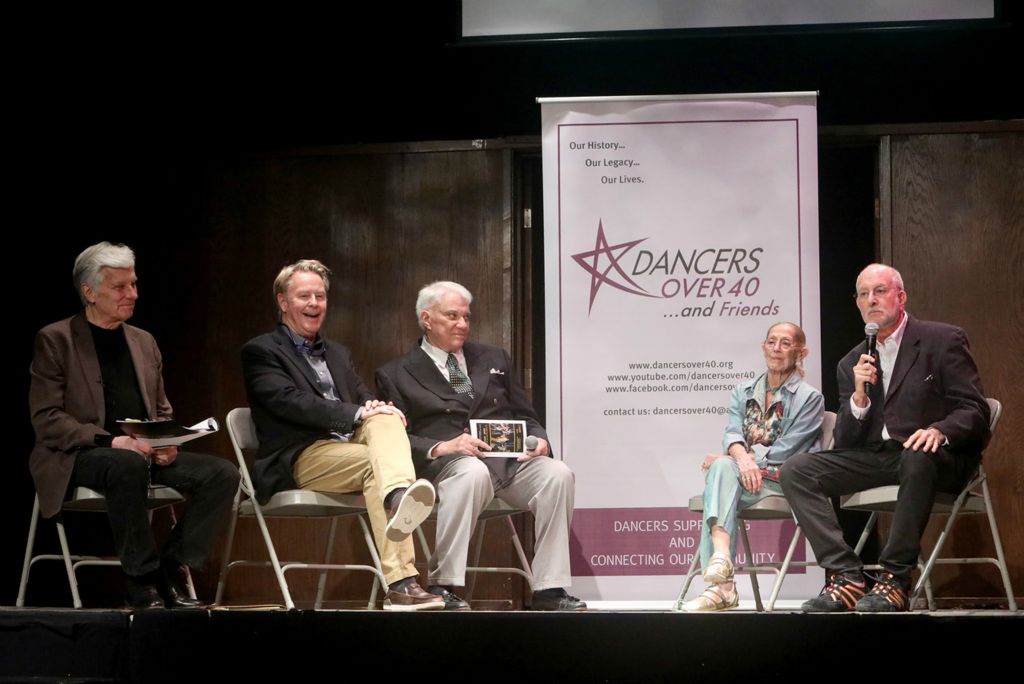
[852,512,877,556]
[675,547,701,605]
[55,517,83,609]
[357,514,388,609]
[766,523,803,612]
[465,519,487,600]
[740,523,764,612]
[912,487,969,608]
[314,517,340,610]
[214,503,241,605]
[252,505,295,610]
[982,477,1017,611]
[505,516,534,587]
[16,496,42,607]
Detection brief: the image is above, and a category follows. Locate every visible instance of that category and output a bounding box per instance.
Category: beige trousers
[293,413,417,584]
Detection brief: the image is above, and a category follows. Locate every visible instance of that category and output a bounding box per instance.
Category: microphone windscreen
[525,435,539,450]
[865,322,879,336]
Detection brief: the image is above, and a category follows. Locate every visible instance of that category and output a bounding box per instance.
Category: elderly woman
[679,322,824,611]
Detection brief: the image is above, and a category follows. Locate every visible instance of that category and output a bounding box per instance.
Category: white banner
[541,93,823,602]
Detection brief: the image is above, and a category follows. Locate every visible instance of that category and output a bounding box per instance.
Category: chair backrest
[226,407,259,495]
[821,410,838,450]
[985,397,1002,435]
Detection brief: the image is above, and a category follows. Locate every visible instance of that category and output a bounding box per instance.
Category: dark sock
[384,487,406,511]
[841,572,865,585]
[533,588,566,598]
[389,576,416,592]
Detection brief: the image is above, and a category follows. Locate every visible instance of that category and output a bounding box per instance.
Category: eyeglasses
[855,286,899,301]
[763,338,797,351]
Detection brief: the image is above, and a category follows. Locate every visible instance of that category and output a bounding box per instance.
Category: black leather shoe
[126,575,164,609]
[427,585,471,611]
[159,561,203,609]
[531,588,587,611]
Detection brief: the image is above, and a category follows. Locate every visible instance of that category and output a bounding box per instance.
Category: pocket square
[489,368,505,375]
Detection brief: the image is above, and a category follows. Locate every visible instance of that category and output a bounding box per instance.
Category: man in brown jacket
[29,242,238,608]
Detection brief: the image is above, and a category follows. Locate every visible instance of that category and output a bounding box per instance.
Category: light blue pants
[698,457,784,572]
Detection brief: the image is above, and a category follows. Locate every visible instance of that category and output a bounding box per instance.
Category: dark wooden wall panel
[100,146,518,607]
[888,131,1024,602]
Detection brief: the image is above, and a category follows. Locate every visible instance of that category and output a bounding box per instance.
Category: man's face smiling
[278,271,327,341]
[422,290,471,354]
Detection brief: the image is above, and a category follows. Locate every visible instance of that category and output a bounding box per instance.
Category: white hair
[416,281,473,330]
[73,242,135,305]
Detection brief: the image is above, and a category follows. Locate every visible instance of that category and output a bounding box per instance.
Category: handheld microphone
[864,322,879,390]
[525,435,539,451]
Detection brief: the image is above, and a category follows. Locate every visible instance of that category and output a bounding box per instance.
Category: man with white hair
[375,281,584,611]
[29,241,240,608]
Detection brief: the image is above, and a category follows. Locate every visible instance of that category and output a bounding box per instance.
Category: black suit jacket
[241,326,373,503]
[834,316,990,456]
[375,341,547,479]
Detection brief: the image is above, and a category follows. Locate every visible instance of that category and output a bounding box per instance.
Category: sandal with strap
[676,583,739,612]
[702,552,735,584]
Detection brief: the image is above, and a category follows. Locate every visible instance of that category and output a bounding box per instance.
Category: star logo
[571,220,660,314]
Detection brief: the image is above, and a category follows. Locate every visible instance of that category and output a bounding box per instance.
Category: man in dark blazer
[781,263,990,612]
[29,242,239,608]
[375,281,584,611]
[241,259,441,611]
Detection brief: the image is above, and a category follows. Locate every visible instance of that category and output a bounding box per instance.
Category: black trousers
[70,448,239,577]
[779,441,977,582]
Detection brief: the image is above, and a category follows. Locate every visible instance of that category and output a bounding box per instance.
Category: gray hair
[416,281,473,330]
[273,259,331,318]
[72,242,135,305]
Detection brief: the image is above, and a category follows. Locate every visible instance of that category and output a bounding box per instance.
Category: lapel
[406,343,464,402]
[273,326,324,395]
[70,313,106,426]
[464,343,491,414]
[885,316,920,405]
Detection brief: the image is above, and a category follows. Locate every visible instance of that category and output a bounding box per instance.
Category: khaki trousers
[293,413,417,584]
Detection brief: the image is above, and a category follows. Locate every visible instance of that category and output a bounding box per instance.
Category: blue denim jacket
[721,372,824,466]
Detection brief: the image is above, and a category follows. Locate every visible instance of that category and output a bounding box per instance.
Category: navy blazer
[375,341,547,479]
[833,316,990,456]
[241,326,373,503]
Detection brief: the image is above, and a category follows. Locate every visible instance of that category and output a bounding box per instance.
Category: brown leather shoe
[384,579,444,611]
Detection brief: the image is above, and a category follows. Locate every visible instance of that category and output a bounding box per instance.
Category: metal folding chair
[842,397,1015,610]
[17,485,188,608]
[676,410,836,611]
[215,407,387,610]
[413,499,534,599]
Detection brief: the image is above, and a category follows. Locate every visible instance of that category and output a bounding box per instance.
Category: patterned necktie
[446,353,474,398]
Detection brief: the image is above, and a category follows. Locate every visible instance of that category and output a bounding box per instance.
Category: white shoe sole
[383,598,445,611]
[385,479,435,541]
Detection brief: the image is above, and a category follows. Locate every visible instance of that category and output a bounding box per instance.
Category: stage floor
[2,605,1020,682]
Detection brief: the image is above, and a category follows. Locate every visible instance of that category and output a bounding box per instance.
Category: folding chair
[413,499,534,600]
[842,397,1015,610]
[215,407,388,610]
[17,485,188,608]
[676,410,836,612]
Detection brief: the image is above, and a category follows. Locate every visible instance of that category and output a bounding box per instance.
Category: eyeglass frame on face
[854,285,900,302]
[763,337,799,351]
